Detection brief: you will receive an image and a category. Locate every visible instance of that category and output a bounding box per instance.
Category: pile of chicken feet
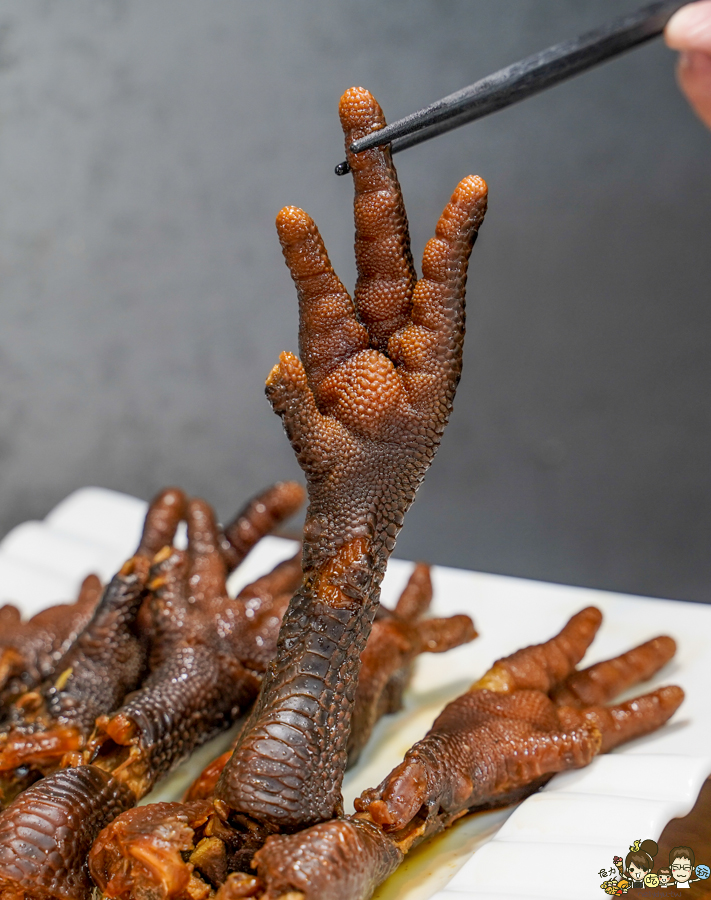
[0,87,683,900]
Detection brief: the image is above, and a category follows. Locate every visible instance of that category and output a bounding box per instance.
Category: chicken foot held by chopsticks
[216,86,488,831]
[250,608,682,900]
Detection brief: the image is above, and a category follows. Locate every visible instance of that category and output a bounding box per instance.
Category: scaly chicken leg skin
[0,484,305,900]
[88,500,303,799]
[0,488,186,796]
[0,574,103,711]
[87,564,477,900]
[249,608,682,900]
[184,562,476,797]
[216,86,488,831]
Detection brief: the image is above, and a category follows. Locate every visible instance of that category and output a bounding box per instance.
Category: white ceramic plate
[1,486,709,900]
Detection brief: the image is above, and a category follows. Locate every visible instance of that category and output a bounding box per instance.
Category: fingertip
[272,480,307,511]
[138,487,187,556]
[152,487,187,513]
[676,49,711,128]
[658,683,685,711]
[278,350,309,386]
[666,1,711,52]
[338,86,386,137]
[187,497,217,533]
[275,206,314,243]
[266,352,314,411]
[445,176,488,233]
[651,634,677,660]
[579,606,603,628]
[265,362,282,389]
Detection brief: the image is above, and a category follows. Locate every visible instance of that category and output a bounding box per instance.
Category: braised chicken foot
[0,483,305,900]
[88,499,302,798]
[0,574,102,711]
[87,564,477,900]
[217,86,488,831]
[185,563,475,799]
[249,608,682,900]
[0,488,186,795]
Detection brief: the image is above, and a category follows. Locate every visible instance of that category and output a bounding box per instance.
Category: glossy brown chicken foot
[217,86,488,830]
[219,481,305,572]
[88,499,303,799]
[348,563,476,764]
[252,818,401,900]
[88,567,476,900]
[0,495,302,900]
[0,765,135,900]
[0,574,102,710]
[358,607,682,833]
[248,609,682,900]
[0,488,186,792]
[184,564,475,800]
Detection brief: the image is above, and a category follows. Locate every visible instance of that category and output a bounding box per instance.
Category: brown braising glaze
[184,562,476,795]
[0,574,102,710]
[216,86,488,831]
[0,485,305,899]
[185,563,476,801]
[0,488,186,787]
[88,567,476,899]
[0,765,135,900]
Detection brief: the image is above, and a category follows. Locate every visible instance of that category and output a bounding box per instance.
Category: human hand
[666,0,711,129]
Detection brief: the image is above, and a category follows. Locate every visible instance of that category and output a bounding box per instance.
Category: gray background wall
[0,0,709,602]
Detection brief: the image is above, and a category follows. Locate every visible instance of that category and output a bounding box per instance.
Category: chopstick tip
[335,160,350,176]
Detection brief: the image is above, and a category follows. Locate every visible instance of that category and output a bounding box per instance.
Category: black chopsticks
[335,0,693,175]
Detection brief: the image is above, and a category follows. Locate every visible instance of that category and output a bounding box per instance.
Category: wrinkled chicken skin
[249,608,682,900]
[217,86,488,831]
[219,482,305,572]
[88,566,477,899]
[0,484,305,900]
[0,765,135,900]
[0,574,102,709]
[184,563,475,799]
[88,500,303,799]
[0,489,186,791]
